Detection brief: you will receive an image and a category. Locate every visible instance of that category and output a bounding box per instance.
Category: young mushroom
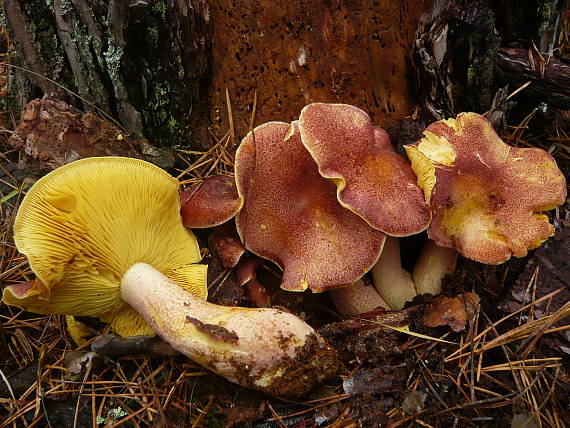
[180,175,243,229]
[2,157,339,397]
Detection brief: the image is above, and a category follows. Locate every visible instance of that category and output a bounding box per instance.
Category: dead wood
[496,47,570,109]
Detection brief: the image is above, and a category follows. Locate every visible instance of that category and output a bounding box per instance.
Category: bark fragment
[8,98,174,169]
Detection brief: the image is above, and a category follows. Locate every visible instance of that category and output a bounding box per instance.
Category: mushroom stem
[330,280,390,317]
[412,240,458,296]
[371,236,416,310]
[120,263,339,397]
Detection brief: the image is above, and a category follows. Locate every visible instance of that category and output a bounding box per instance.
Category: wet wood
[413,1,500,119]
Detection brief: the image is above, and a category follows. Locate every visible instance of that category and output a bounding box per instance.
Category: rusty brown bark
[206,0,434,137]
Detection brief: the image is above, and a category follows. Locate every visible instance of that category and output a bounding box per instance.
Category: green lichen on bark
[0,0,76,112]
[103,39,123,82]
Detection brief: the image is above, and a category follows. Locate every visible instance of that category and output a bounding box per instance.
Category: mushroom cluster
[2,104,566,397]
[225,104,566,314]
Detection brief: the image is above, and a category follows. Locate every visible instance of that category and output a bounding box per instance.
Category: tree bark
[1,0,212,147]
[3,0,566,148]
[206,0,434,136]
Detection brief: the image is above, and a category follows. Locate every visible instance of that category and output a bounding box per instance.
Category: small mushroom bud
[330,279,389,317]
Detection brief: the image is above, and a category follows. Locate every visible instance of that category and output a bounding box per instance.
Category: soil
[1,114,569,427]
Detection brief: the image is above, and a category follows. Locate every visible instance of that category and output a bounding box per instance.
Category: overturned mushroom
[3,157,207,336]
[405,112,567,264]
[2,157,339,397]
[235,121,386,292]
[123,263,339,397]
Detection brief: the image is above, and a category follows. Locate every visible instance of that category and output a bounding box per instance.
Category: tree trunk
[1,0,212,147]
[1,0,566,147]
[206,0,433,135]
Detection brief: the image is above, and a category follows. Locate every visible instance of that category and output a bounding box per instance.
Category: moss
[152,0,167,20]
[0,68,18,112]
[0,1,76,109]
[59,0,73,16]
[167,117,178,131]
[537,0,553,35]
[144,80,186,146]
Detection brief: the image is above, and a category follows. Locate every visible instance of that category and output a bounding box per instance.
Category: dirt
[185,315,240,344]
[271,333,341,398]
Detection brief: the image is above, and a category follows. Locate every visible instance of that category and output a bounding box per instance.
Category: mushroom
[65,314,98,345]
[298,103,431,309]
[207,221,246,268]
[405,112,567,264]
[235,256,271,307]
[3,157,207,337]
[370,236,417,310]
[298,103,431,236]
[2,157,339,397]
[235,121,386,292]
[180,175,243,228]
[122,263,339,397]
[412,240,458,296]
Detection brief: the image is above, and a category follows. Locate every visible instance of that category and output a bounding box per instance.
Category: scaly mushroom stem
[412,240,458,296]
[330,280,390,317]
[120,263,339,398]
[372,236,416,310]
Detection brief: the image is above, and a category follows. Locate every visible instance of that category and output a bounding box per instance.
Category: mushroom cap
[207,221,246,268]
[180,175,243,228]
[298,103,431,236]
[235,121,386,292]
[405,113,567,264]
[2,157,208,336]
